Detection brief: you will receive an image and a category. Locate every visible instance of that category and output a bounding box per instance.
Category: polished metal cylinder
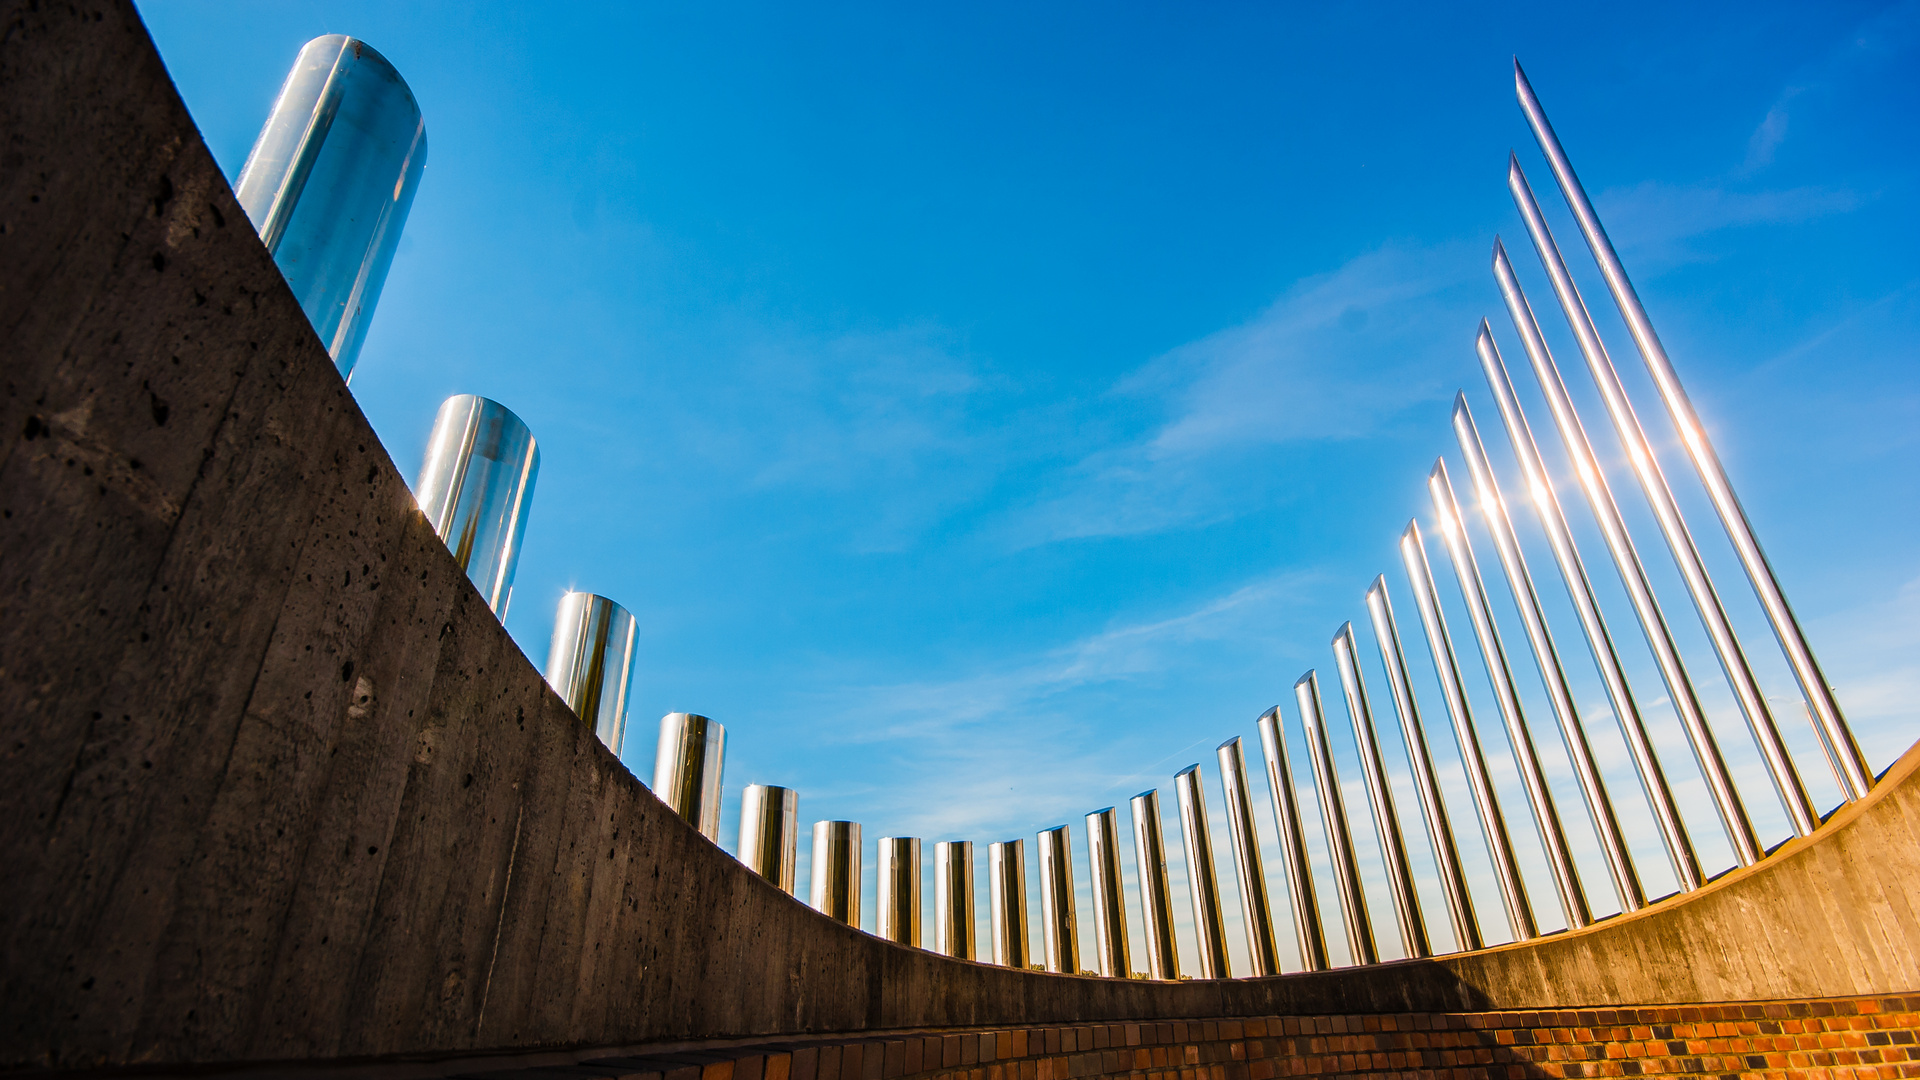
[1365,578,1481,950]
[876,837,922,947]
[1256,708,1328,971]
[1173,765,1230,978]
[738,784,799,894]
[1400,520,1535,941]
[1474,323,1702,893]
[1083,809,1131,977]
[1215,738,1279,975]
[1294,672,1377,964]
[234,35,426,380]
[1514,63,1871,802]
[810,820,861,925]
[1037,825,1078,974]
[416,395,539,617]
[545,591,638,756]
[1127,791,1180,979]
[653,712,725,842]
[934,841,975,960]
[988,839,1031,968]
[1331,622,1428,958]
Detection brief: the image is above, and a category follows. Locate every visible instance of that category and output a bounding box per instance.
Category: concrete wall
[0,1,1914,1074]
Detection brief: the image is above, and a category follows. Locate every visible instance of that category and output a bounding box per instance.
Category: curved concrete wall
[0,2,1914,1074]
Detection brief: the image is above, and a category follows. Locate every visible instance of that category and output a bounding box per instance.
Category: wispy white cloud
[1592,181,1862,273]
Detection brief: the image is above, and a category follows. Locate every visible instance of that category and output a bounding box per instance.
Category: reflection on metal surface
[1401,520,1535,940]
[1174,765,1230,978]
[1507,162,1817,839]
[1037,825,1079,974]
[235,35,426,380]
[989,839,1031,968]
[1085,809,1130,978]
[1472,324,1702,892]
[1429,460,1588,930]
[1492,243,1760,866]
[1256,708,1328,971]
[877,837,922,947]
[935,841,976,960]
[1294,672,1377,964]
[1128,791,1180,979]
[1366,578,1481,951]
[1331,623,1428,957]
[1514,62,1871,803]
[810,820,861,926]
[654,712,725,842]
[416,395,539,617]
[1216,738,1279,975]
[738,784,798,894]
[545,592,637,757]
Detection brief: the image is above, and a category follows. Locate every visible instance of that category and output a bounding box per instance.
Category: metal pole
[988,839,1030,968]
[1173,765,1230,978]
[1084,809,1131,977]
[1492,242,1762,865]
[1507,161,1819,837]
[810,820,861,926]
[1215,738,1279,975]
[545,591,639,757]
[1365,578,1481,950]
[653,712,725,842]
[876,836,922,947]
[1037,825,1079,974]
[1128,791,1180,979]
[1452,397,1643,912]
[415,395,539,617]
[1514,62,1870,801]
[738,783,799,894]
[1472,323,1703,891]
[1256,707,1329,970]
[935,841,975,959]
[1331,622,1429,957]
[1401,520,1536,940]
[1294,672,1377,964]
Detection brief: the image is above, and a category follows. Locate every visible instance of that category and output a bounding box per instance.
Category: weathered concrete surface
[0,0,1914,1075]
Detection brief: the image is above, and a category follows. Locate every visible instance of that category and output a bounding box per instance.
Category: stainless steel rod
[935,841,975,960]
[1365,578,1482,951]
[876,836,922,947]
[1256,707,1329,970]
[738,783,799,894]
[988,839,1031,969]
[810,820,861,926]
[1453,397,1643,912]
[1216,737,1280,975]
[654,712,726,842]
[1493,241,1762,864]
[545,591,639,757]
[1473,323,1702,891]
[1085,809,1131,978]
[1128,791,1181,979]
[1037,824,1079,974]
[1294,671,1378,964]
[1508,160,1818,837]
[1331,622,1429,957]
[1173,764,1230,978]
[1401,520,1536,940]
[1514,61,1870,802]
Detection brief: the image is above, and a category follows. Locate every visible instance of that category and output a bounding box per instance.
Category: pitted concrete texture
[1,1,1916,1076]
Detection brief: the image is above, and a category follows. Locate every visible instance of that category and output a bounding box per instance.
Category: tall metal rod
[1294,672,1378,964]
[935,841,975,960]
[1037,825,1079,974]
[1365,579,1481,951]
[809,820,861,926]
[1492,242,1762,865]
[654,712,726,842]
[1473,324,1702,891]
[876,836,922,947]
[1401,521,1536,940]
[545,591,639,757]
[1429,460,1589,930]
[1256,708,1329,970]
[1173,765,1230,978]
[1084,809,1131,978]
[1514,62,1871,801]
[1331,623,1429,958]
[1216,738,1280,975]
[1453,397,1643,912]
[988,839,1030,969]
[738,783,799,894]
[1507,161,1818,837]
[1128,791,1180,979]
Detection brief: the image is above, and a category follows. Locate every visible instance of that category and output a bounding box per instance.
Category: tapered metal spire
[1294,672,1376,964]
[1216,738,1280,975]
[1256,707,1329,971]
[1330,623,1428,957]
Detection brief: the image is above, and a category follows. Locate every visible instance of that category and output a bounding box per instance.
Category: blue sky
[142,1,1920,975]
